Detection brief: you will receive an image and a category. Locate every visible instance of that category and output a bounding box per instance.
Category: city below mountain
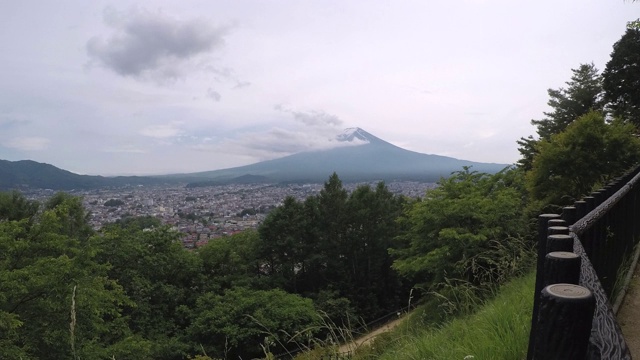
[0,128,508,190]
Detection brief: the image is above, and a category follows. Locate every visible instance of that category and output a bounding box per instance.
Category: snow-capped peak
[337,127,370,143]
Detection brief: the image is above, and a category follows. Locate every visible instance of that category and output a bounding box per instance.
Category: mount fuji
[182,128,509,184]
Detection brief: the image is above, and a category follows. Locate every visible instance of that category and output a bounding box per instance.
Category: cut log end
[545,283,592,300]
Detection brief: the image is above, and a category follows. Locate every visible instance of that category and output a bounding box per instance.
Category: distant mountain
[1,128,510,190]
[0,159,172,191]
[178,128,509,184]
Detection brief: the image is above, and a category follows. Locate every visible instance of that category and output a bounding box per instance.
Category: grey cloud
[87,8,228,78]
[229,128,334,159]
[202,65,251,89]
[2,137,50,151]
[190,125,352,162]
[207,88,221,102]
[0,118,30,129]
[292,110,342,127]
[275,106,343,128]
[139,122,184,139]
[103,145,147,154]
[205,66,234,81]
[233,81,251,89]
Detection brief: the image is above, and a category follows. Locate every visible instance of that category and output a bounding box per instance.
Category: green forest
[1,27,640,360]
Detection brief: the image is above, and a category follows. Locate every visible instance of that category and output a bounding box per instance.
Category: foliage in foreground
[0,176,413,359]
[359,271,535,360]
[391,167,531,294]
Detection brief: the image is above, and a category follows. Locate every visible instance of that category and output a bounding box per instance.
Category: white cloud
[189,125,360,162]
[139,122,184,139]
[103,144,147,153]
[3,137,51,151]
[275,106,344,132]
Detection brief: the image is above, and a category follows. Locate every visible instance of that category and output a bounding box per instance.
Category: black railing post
[562,206,577,226]
[574,200,587,222]
[582,196,596,257]
[546,234,573,254]
[527,213,561,360]
[543,251,581,287]
[528,164,640,360]
[534,284,595,360]
[548,226,569,236]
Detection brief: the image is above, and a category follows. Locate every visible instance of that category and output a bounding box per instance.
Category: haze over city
[0,0,637,175]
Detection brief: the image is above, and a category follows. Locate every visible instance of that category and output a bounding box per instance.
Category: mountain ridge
[0,128,510,190]
[179,127,509,184]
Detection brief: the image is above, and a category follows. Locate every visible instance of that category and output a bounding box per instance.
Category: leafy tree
[45,192,94,240]
[258,196,309,292]
[0,193,144,359]
[526,111,640,206]
[340,183,406,318]
[317,173,349,286]
[0,190,39,222]
[114,215,161,230]
[256,174,407,321]
[391,168,527,290]
[603,28,640,125]
[198,230,261,293]
[188,288,318,359]
[518,63,604,170]
[104,198,125,207]
[93,224,203,359]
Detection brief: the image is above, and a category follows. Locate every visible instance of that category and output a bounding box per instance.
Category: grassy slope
[362,271,535,360]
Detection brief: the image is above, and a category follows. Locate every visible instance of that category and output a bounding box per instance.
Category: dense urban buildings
[25,181,435,248]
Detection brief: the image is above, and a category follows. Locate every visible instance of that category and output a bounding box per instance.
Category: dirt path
[617,261,640,358]
[337,316,406,354]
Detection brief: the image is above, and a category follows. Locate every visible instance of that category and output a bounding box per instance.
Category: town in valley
[25,180,436,248]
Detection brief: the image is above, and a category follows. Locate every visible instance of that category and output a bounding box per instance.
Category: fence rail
[527,165,640,359]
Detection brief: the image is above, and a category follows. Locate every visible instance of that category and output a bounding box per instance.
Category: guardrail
[527,165,640,359]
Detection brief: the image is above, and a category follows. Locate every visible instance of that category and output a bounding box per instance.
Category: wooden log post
[574,200,587,222]
[582,196,596,256]
[543,252,581,287]
[548,226,569,236]
[584,196,596,212]
[548,219,566,228]
[562,206,577,226]
[534,284,595,360]
[546,234,573,254]
[527,214,561,360]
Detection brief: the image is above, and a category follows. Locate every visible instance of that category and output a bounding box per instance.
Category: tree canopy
[391,168,529,292]
[517,63,604,170]
[603,28,640,125]
[526,111,640,206]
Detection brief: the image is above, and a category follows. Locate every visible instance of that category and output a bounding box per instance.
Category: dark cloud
[86,8,228,78]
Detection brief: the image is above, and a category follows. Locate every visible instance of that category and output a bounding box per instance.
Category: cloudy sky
[0,1,637,175]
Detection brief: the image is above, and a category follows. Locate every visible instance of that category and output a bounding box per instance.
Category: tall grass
[358,271,535,360]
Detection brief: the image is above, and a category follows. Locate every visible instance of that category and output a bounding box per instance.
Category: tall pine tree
[517,63,604,170]
[603,28,640,125]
